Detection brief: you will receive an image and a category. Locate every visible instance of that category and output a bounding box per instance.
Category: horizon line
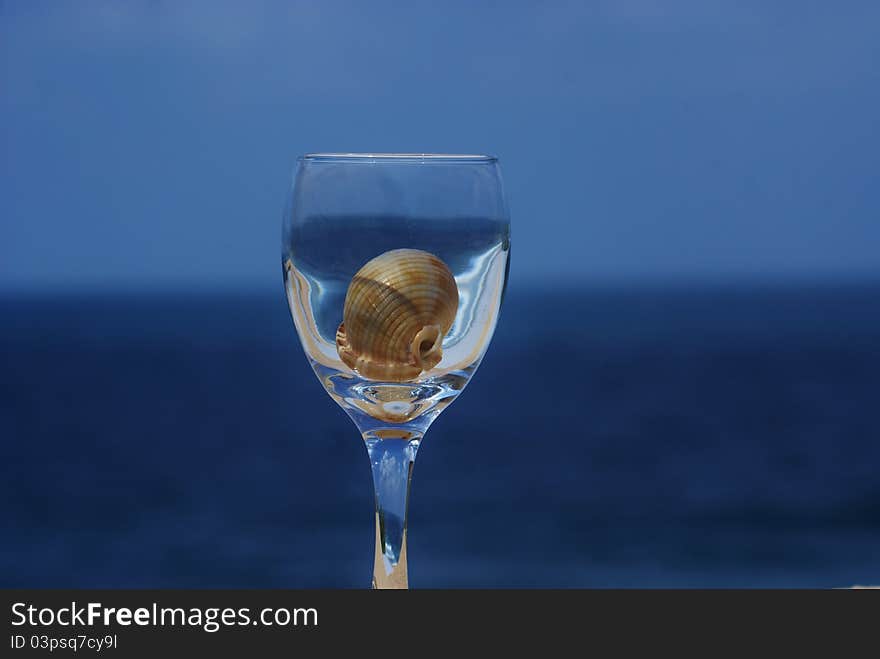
[3,272,880,297]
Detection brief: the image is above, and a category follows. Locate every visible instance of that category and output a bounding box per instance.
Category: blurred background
[2,1,878,587]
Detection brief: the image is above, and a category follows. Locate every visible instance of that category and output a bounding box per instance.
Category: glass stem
[364,432,421,589]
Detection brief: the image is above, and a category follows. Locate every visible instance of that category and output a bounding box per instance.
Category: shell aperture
[335,249,459,382]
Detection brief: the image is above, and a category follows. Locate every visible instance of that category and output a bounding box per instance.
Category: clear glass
[282,153,510,588]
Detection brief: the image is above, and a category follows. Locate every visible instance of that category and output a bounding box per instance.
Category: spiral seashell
[336,249,459,382]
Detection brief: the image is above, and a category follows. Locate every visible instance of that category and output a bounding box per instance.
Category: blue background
[3,0,879,290]
[2,1,879,587]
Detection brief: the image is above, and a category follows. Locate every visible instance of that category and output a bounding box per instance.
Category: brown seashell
[336,249,459,382]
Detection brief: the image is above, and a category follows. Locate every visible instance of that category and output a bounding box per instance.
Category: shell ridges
[335,249,459,382]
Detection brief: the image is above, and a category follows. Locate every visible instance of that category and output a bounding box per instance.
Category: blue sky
[2,1,878,291]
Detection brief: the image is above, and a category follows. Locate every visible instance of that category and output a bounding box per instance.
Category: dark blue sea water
[2,284,879,588]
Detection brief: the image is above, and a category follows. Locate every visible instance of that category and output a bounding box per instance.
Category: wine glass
[282,153,510,588]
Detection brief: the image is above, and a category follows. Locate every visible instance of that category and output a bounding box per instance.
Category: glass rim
[298,153,498,164]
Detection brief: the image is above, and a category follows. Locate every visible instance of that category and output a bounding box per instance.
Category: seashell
[336,249,459,382]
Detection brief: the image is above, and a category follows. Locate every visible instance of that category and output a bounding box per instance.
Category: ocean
[2,283,879,587]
